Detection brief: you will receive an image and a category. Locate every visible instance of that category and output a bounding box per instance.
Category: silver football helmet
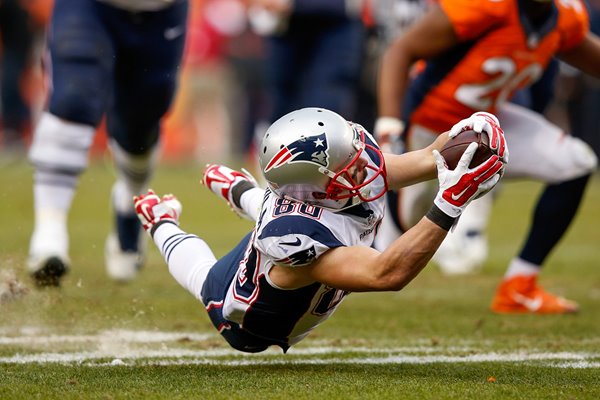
[259,108,387,211]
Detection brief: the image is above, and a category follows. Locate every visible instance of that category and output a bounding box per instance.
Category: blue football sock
[519,174,590,266]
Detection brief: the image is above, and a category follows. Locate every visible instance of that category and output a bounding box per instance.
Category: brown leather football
[440,129,493,170]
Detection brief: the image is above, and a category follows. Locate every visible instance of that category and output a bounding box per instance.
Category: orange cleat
[490,275,579,314]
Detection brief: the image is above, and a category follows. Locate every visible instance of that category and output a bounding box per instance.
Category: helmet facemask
[319,129,388,210]
[260,108,388,212]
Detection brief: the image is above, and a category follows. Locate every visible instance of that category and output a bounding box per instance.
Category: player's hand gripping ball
[440,129,493,170]
[442,112,508,169]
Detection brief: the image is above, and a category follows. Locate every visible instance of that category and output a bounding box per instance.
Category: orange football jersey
[406,0,589,133]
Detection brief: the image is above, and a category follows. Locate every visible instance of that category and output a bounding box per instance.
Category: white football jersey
[219,141,387,347]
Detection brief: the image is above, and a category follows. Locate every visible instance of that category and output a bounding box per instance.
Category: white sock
[112,179,138,215]
[239,187,265,222]
[152,222,217,303]
[28,112,95,171]
[29,112,93,225]
[28,113,95,263]
[33,175,78,213]
[31,171,78,255]
[109,139,160,214]
[504,258,540,279]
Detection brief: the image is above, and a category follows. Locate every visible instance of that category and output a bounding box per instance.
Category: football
[440,129,493,170]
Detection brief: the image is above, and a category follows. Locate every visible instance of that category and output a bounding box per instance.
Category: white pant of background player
[374,102,597,274]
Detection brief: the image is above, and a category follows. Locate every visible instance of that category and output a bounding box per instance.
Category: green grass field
[1,158,599,399]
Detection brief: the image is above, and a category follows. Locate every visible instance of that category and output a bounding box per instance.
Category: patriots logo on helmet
[264,133,329,172]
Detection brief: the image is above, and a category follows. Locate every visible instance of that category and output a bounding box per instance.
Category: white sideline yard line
[0,329,213,345]
[0,329,599,368]
[1,350,599,368]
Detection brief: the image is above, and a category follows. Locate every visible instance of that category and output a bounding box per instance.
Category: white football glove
[449,111,509,163]
[133,190,182,235]
[374,116,405,153]
[433,143,504,218]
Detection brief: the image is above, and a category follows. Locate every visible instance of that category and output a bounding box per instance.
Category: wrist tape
[231,180,255,209]
[426,204,457,231]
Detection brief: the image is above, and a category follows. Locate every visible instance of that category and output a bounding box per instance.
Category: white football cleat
[202,164,257,219]
[105,232,146,282]
[28,216,70,287]
[432,230,488,275]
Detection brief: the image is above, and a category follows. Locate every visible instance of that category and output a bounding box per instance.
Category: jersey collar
[517,0,559,49]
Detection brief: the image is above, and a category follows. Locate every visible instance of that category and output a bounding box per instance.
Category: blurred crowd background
[1,0,599,164]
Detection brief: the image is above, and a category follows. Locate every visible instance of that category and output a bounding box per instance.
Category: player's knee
[563,137,598,180]
[28,112,96,173]
[48,49,111,125]
[574,138,598,172]
[109,139,159,185]
[139,83,175,121]
[49,82,106,126]
[109,118,160,155]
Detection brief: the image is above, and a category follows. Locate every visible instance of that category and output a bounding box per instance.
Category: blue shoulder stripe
[258,216,344,249]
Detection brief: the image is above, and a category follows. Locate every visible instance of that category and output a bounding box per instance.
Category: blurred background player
[27,0,188,286]
[133,108,505,353]
[547,0,600,157]
[245,0,369,140]
[374,0,429,48]
[0,0,51,156]
[375,0,600,313]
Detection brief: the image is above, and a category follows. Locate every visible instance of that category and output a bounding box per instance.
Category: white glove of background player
[374,116,405,153]
[449,111,509,163]
[433,143,504,218]
[134,190,182,235]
